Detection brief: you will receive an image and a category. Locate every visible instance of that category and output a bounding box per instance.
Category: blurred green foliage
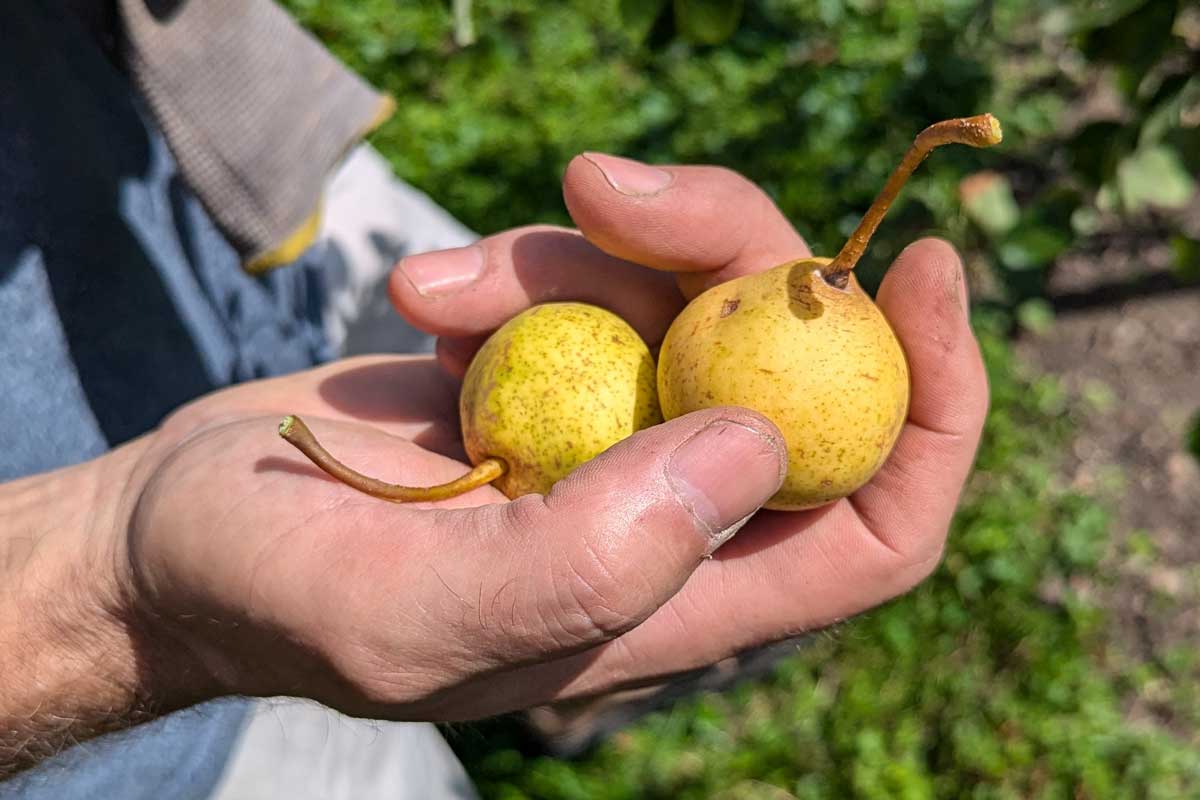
[281,1,1200,796]
[1188,410,1200,462]
[287,0,1197,303]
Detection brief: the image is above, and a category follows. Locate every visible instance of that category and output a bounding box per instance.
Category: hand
[111,342,787,720]
[14,155,984,752]
[387,152,989,692]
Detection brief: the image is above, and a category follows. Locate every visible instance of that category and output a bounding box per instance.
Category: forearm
[0,440,195,777]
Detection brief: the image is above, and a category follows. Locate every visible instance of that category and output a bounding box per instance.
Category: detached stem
[277,415,505,503]
[822,113,1003,288]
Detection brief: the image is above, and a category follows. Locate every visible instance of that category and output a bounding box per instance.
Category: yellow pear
[459,302,662,498]
[658,262,908,509]
[278,301,661,501]
[657,114,1002,510]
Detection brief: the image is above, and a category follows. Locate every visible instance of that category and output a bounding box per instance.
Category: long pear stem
[822,113,1003,288]
[277,415,506,502]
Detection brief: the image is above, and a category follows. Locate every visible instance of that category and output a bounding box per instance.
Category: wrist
[0,437,214,774]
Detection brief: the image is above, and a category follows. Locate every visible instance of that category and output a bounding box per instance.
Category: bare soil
[1015,238,1200,736]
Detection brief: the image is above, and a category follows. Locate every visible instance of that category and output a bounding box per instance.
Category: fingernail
[582,152,673,197]
[666,420,786,553]
[399,245,485,297]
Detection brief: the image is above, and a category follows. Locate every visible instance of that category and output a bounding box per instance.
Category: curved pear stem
[277,415,506,502]
[821,113,1003,289]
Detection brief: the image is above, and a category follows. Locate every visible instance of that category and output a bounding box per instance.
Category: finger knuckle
[497,497,660,651]
[544,540,644,646]
[484,499,635,650]
[905,534,949,584]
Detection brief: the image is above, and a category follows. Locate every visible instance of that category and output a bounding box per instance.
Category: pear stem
[277,415,506,502]
[822,113,1003,288]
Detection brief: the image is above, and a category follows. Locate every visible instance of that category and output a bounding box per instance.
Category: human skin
[0,156,987,776]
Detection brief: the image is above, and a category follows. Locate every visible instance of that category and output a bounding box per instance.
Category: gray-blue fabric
[1,3,332,796]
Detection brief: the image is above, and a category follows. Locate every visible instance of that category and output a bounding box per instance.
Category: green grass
[449,316,1200,799]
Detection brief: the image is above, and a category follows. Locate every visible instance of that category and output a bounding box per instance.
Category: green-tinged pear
[459,302,662,498]
[278,301,661,502]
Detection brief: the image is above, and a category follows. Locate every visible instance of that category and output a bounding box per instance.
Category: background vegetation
[285,1,1200,796]
[291,0,1197,304]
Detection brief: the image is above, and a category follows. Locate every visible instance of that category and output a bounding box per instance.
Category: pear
[278,301,661,501]
[458,302,662,498]
[658,262,907,509]
[657,114,1002,510]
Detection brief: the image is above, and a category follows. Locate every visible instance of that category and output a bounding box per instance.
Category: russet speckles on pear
[460,302,662,499]
[656,259,909,510]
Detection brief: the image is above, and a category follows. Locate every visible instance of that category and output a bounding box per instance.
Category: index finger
[563,154,811,296]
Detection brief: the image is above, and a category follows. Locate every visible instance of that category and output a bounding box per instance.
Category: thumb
[454,407,786,663]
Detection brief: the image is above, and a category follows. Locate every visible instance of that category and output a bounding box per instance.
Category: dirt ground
[1014,236,1200,734]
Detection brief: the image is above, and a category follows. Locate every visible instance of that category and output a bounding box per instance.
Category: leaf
[619,0,669,45]
[1189,411,1200,463]
[1016,298,1056,337]
[1140,76,1200,147]
[998,226,1071,271]
[1071,206,1103,236]
[1095,182,1120,213]
[1027,186,1084,231]
[1116,145,1198,212]
[960,171,1019,238]
[1171,235,1200,283]
[1081,0,1179,97]
[673,0,743,46]
[1067,121,1133,188]
[1042,0,1153,34]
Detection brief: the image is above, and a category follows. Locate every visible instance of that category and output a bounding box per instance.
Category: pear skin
[461,302,662,498]
[656,258,909,509]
